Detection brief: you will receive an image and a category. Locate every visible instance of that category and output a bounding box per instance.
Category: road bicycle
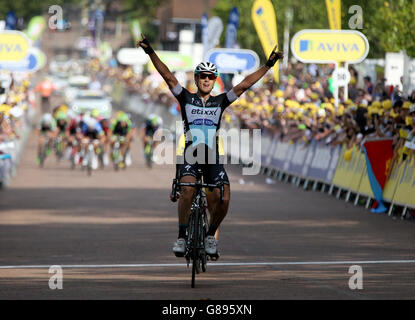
[81,138,99,176]
[39,136,51,168]
[171,169,224,288]
[144,136,153,168]
[54,133,65,161]
[111,135,125,170]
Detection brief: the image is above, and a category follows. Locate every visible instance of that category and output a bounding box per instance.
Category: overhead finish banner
[325,0,341,30]
[225,7,239,49]
[251,0,279,82]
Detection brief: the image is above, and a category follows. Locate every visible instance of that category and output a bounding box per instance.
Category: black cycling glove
[141,38,155,55]
[266,50,280,68]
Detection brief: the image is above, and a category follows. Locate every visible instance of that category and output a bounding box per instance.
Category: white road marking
[1,260,415,269]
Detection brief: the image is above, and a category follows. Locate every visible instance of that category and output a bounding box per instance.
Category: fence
[113,84,415,219]
[0,107,35,189]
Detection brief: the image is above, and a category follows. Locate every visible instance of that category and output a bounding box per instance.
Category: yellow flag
[325,0,342,30]
[251,0,279,82]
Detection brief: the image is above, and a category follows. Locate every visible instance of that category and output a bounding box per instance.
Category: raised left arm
[233,45,283,97]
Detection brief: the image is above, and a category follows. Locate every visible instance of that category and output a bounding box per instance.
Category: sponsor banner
[0,47,46,72]
[362,138,394,212]
[206,48,259,74]
[0,30,30,62]
[348,147,365,191]
[225,7,239,49]
[358,168,374,198]
[325,0,341,30]
[270,139,291,170]
[251,0,279,82]
[383,158,406,202]
[332,145,349,188]
[5,11,17,30]
[261,130,274,166]
[393,159,415,207]
[307,140,340,183]
[129,19,141,43]
[117,48,149,65]
[201,13,208,58]
[147,51,193,72]
[205,16,223,58]
[291,29,369,64]
[385,52,405,91]
[286,141,310,177]
[26,16,46,42]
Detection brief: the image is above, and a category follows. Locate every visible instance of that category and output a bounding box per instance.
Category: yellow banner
[252,0,279,82]
[332,145,348,188]
[291,30,369,64]
[383,158,406,202]
[325,0,341,30]
[393,158,415,207]
[0,31,30,62]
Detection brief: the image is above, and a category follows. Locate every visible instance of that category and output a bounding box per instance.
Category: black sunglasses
[198,73,216,80]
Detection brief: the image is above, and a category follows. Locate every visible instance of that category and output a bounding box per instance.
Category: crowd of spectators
[0,71,35,185]
[104,60,415,163]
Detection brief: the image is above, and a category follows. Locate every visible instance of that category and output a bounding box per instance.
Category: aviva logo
[0,31,30,62]
[299,40,360,53]
[291,29,369,63]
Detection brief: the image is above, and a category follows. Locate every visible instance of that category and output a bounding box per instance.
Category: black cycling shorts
[178,153,229,186]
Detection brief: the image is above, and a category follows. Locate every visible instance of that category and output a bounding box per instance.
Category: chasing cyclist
[137,33,283,259]
[109,112,133,169]
[140,113,163,163]
[36,113,57,164]
[80,113,105,167]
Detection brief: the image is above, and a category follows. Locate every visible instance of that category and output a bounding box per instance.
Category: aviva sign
[0,31,30,62]
[291,29,369,64]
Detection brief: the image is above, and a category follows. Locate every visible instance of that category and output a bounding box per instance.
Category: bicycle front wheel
[191,208,201,288]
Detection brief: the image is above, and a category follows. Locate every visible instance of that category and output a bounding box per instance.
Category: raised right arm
[136,33,178,90]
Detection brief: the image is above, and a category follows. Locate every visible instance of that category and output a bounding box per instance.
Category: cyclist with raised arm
[137,33,283,259]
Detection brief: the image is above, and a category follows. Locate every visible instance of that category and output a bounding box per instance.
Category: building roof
[156,0,219,22]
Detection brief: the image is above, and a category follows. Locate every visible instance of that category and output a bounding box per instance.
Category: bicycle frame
[171,173,224,288]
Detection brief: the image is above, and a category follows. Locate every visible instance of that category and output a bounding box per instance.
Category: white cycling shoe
[205,236,218,256]
[173,238,186,257]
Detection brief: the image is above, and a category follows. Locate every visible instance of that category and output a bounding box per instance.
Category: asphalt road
[1,120,415,300]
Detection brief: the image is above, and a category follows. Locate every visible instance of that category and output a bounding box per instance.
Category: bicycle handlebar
[170,179,225,203]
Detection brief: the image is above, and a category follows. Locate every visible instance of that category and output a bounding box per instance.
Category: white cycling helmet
[42,113,53,122]
[194,62,219,76]
[83,114,96,129]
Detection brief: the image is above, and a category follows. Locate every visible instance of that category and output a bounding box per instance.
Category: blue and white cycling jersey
[81,119,103,135]
[171,83,237,150]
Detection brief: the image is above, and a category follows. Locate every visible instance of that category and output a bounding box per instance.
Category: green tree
[120,0,168,45]
[364,0,415,56]
[0,0,81,25]
[213,0,415,60]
